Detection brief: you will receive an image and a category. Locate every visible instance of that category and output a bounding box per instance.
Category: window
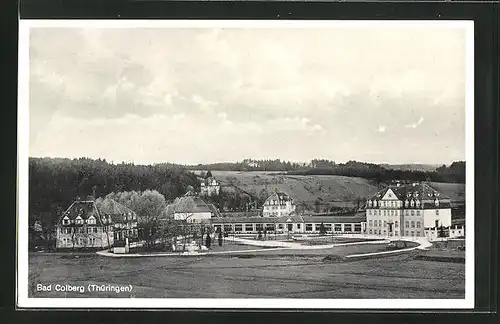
[87,227,92,234]
[405,200,409,207]
[369,229,372,234]
[368,209,371,215]
[436,210,440,215]
[394,231,399,236]
[369,220,373,226]
[334,224,342,232]
[245,224,254,231]
[368,200,372,207]
[410,221,415,228]
[325,224,332,232]
[378,229,382,235]
[405,231,409,236]
[416,221,421,228]
[87,216,96,225]
[354,224,361,232]
[256,224,264,230]
[383,210,386,216]
[234,225,243,232]
[378,210,381,216]
[297,224,301,229]
[416,231,421,237]
[379,220,382,227]
[383,221,387,227]
[224,225,232,232]
[63,217,70,225]
[411,231,415,236]
[416,210,420,216]
[306,224,313,231]
[395,221,399,228]
[344,224,352,232]
[277,224,283,230]
[416,201,420,208]
[435,199,439,207]
[383,230,387,234]
[410,200,414,207]
[405,221,409,228]
[75,216,83,225]
[266,224,275,231]
[411,210,415,216]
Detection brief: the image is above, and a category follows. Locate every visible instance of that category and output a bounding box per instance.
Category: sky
[28,24,467,165]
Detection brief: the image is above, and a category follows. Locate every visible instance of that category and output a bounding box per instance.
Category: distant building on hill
[365,181,462,239]
[200,177,220,196]
[262,190,296,217]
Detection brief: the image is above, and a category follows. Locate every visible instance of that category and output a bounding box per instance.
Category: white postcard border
[17,19,475,309]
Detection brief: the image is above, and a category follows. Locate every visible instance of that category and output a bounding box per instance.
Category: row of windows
[368,229,422,237]
[213,223,361,232]
[62,217,97,225]
[60,237,99,246]
[60,227,100,234]
[368,199,440,208]
[368,209,441,216]
[368,220,421,228]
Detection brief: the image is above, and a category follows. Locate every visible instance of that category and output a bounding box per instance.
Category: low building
[163,195,218,223]
[262,190,296,217]
[200,177,220,196]
[365,181,456,239]
[211,214,366,234]
[55,197,137,250]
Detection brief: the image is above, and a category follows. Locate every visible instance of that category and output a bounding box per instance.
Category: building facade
[55,198,137,250]
[163,195,219,223]
[211,214,366,235]
[262,191,296,217]
[365,182,453,238]
[200,177,220,196]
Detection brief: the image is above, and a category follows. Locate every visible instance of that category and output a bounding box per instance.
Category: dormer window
[75,216,83,225]
[435,199,439,207]
[62,216,70,225]
[368,200,372,207]
[405,200,409,207]
[410,200,414,207]
[416,200,420,208]
[87,216,96,225]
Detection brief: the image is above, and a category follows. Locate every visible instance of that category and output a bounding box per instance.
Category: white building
[163,195,219,223]
[200,177,220,196]
[365,182,455,239]
[262,191,296,217]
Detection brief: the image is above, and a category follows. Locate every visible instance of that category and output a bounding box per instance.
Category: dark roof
[163,196,214,216]
[58,199,135,226]
[367,182,451,206]
[265,191,295,204]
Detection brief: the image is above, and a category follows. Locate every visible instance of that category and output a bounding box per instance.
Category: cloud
[28,26,467,164]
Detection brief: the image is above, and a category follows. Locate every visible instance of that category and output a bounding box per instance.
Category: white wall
[423,208,452,228]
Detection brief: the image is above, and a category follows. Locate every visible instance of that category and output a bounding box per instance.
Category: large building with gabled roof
[55,196,137,250]
[365,181,453,238]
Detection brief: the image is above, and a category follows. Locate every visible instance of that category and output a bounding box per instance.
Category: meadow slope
[197,171,465,210]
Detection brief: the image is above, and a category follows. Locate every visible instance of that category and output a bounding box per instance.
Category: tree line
[29,157,200,226]
[186,159,465,184]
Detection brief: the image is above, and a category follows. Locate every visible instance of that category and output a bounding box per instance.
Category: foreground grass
[29,248,464,299]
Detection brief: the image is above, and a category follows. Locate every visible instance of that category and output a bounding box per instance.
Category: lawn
[28,246,464,299]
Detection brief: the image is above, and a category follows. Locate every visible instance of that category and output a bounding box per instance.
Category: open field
[29,247,464,299]
[200,171,466,209]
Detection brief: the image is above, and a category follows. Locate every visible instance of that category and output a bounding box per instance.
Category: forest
[29,157,200,226]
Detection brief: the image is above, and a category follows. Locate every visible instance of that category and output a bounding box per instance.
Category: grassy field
[29,247,464,299]
[201,171,465,209]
